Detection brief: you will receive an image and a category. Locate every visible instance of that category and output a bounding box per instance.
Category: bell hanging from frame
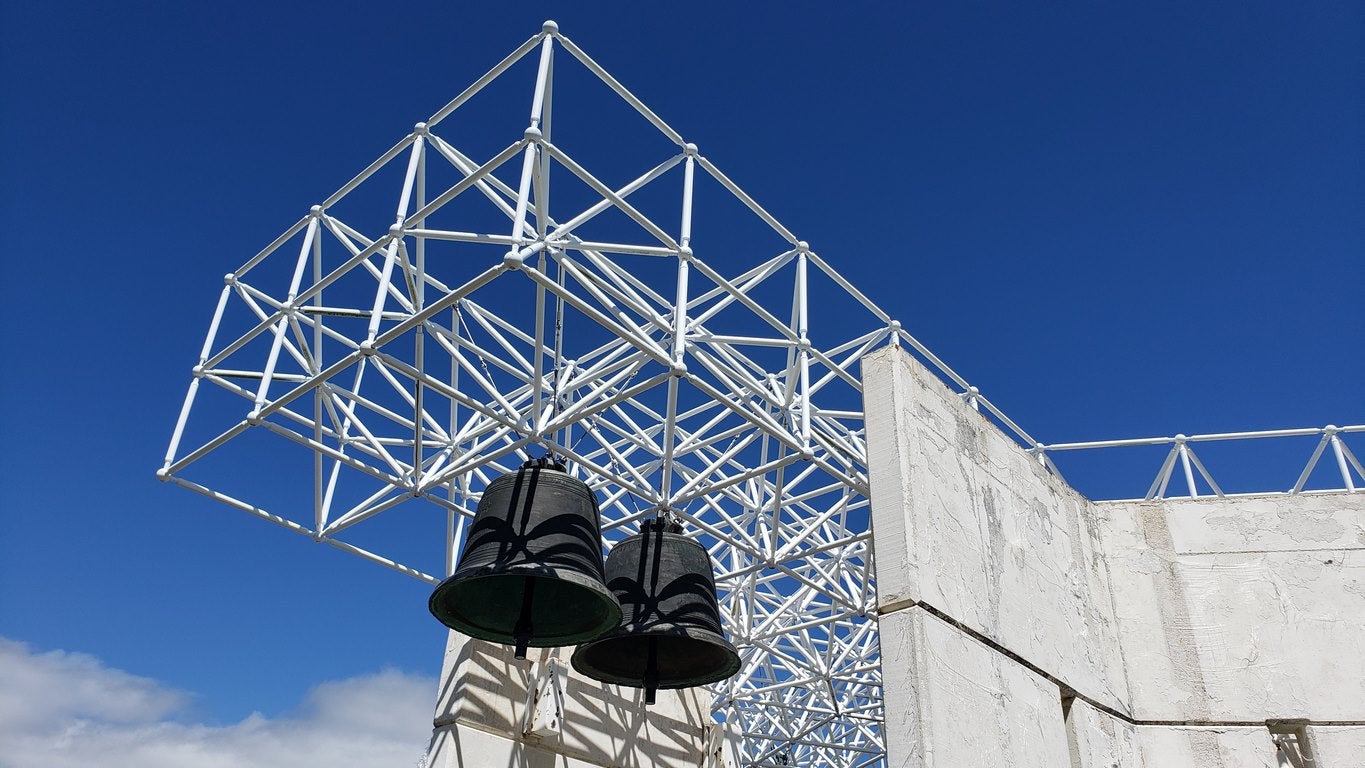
[571,514,741,704]
[428,456,621,659]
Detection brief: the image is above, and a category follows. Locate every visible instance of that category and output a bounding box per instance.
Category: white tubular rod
[531,252,548,439]
[660,375,680,504]
[797,252,811,448]
[529,33,554,127]
[680,155,696,246]
[403,229,518,246]
[559,240,675,257]
[674,258,690,363]
[547,155,683,241]
[320,134,416,210]
[1343,439,1365,482]
[167,476,313,535]
[395,135,425,222]
[163,378,201,468]
[407,139,527,225]
[511,143,539,242]
[543,142,677,247]
[806,251,892,325]
[1330,435,1357,492]
[1147,445,1180,500]
[323,538,438,584]
[445,508,456,577]
[1292,434,1330,493]
[235,214,313,277]
[254,217,320,408]
[365,238,401,342]
[695,156,798,243]
[426,33,543,128]
[974,394,1039,448]
[199,284,233,361]
[1185,447,1223,497]
[520,265,672,368]
[554,33,685,145]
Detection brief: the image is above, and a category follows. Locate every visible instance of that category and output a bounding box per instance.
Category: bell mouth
[429,566,622,647]
[570,627,741,689]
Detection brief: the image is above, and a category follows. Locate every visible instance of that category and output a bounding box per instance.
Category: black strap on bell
[570,513,740,704]
[428,456,622,659]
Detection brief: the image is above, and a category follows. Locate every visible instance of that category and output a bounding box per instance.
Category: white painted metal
[160,21,1364,768]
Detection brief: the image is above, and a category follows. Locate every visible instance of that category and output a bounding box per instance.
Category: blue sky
[1,2,1361,764]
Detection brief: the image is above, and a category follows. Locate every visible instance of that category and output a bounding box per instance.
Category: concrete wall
[424,630,719,768]
[862,346,1365,768]
[863,347,1132,715]
[1101,494,1365,722]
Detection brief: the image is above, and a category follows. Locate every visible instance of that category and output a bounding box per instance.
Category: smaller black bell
[428,457,621,658]
[571,516,740,704]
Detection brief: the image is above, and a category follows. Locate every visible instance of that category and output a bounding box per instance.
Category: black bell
[428,457,621,658]
[571,516,741,703]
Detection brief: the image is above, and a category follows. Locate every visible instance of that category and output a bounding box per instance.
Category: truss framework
[161,22,1363,768]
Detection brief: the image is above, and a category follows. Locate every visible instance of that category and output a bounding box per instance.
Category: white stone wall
[881,606,1071,767]
[862,346,1365,768]
[1101,494,1365,722]
[424,630,715,768]
[863,348,1132,713]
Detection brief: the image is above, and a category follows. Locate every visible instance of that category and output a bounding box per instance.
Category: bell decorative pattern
[572,516,741,703]
[428,457,621,658]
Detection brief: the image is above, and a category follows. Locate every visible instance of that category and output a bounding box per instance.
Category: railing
[1029,424,1364,501]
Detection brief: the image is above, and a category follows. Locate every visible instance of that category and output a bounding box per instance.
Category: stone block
[880,606,1070,768]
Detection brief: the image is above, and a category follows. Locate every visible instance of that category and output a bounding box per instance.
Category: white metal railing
[1026,424,1364,501]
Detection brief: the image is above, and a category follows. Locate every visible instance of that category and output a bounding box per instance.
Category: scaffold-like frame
[160,22,1363,768]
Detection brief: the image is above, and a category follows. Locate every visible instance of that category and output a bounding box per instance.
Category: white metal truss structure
[160,22,1364,768]
[1035,424,1365,501]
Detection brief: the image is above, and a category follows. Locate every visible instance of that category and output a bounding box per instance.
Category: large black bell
[571,516,740,703]
[428,457,621,658]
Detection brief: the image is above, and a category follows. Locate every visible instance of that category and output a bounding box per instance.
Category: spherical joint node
[797,338,811,352]
[524,126,543,141]
[192,365,205,378]
[678,246,693,261]
[413,121,428,135]
[542,19,559,34]
[358,341,376,357]
[1034,442,1046,452]
[1324,424,1339,434]
[889,319,902,331]
[1174,434,1187,443]
[309,205,324,217]
[683,142,698,156]
[671,361,688,377]
[247,410,263,426]
[224,272,236,285]
[389,223,404,238]
[796,240,810,253]
[503,250,525,269]
[798,448,815,462]
[155,467,170,481]
[967,385,980,396]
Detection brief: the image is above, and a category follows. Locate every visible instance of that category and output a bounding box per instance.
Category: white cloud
[0,637,435,768]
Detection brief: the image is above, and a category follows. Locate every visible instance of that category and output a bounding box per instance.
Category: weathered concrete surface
[1064,698,1288,768]
[863,346,1364,766]
[880,606,1070,768]
[1132,725,1278,767]
[1306,725,1365,765]
[863,348,1131,713]
[1064,698,1142,768]
[1101,496,1365,722]
[425,630,712,768]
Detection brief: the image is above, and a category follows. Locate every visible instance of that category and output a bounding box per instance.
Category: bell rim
[428,567,622,647]
[570,629,742,689]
